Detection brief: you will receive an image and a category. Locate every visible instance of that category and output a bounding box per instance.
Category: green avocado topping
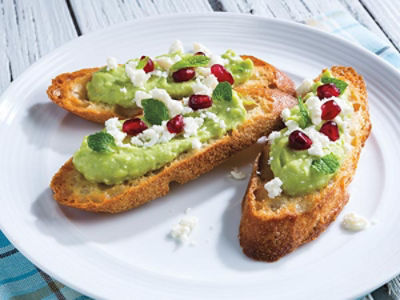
[73,47,252,185]
[268,71,353,196]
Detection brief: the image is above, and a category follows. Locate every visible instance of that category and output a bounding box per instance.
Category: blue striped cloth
[1,9,400,300]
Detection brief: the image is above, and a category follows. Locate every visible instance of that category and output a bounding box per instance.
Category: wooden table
[1,1,399,299]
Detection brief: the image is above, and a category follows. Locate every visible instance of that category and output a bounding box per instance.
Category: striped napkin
[1,9,400,300]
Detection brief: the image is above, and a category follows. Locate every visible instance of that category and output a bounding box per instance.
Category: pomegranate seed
[317,83,340,99]
[320,121,340,141]
[122,118,148,136]
[167,115,184,134]
[321,100,342,120]
[140,56,154,73]
[194,51,206,56]
[188,95,212,110]
[288,130,313,150]
[172,68,195,82]
[211,64,234,85]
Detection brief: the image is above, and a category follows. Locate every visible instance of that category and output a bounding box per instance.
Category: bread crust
[50,56,297,213]
[239,66,371,262]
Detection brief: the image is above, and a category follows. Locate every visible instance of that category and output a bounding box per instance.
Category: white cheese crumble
[105,117,127,148]
[154,55,181,71]
[296,78,314,96]
[208,54,228,67]
[106,57,118,71]
[305,96,322,125]
[264,177,283,198]
[149,69,168,78]
[342,212,369,231]
[230,167,247,180]
[183,117,204,138]
[149,88,184,117]
[284,120,300,136]
[130,121,175,148]
[193,42,211,56]
[196,67,211,77]
[133,90,151,108]
[120,87,127,94]
[169,40,184,54]
[125,61,150,88]
[169,212,199,244]
[281,108,291,122]
[191,138,202,149]
[267,131,281,144]
[303,126,331,157]
[191,74,218,96]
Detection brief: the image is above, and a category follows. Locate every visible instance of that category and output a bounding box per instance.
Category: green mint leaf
[311,153,340,175]
[321,76,348,95]
[170,55,210,71]
[142,98,170,125]
[212,82,232,102]
[136,57,149,70]
[298,96,312,129]
[88,132,116,153]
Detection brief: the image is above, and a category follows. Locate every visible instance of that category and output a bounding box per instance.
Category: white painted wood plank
[361,0,400,51]
[0,0,77,93]
[69,0,213,34]
[217,0,392,45]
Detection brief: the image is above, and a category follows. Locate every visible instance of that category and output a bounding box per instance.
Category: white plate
[1,13,400,300]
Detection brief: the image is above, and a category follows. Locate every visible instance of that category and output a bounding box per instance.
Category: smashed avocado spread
[265,70,354,197]
[87,47,253,108]
[73,41,252,185]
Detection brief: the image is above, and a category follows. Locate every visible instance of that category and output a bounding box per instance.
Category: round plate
[1,13,399,300]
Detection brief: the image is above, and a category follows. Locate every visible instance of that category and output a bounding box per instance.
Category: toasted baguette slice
[50,56,297,213]
[239,66,371,262]
[47,67,143,123]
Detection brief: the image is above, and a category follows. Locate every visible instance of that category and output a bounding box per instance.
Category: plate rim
[1,12,400,300]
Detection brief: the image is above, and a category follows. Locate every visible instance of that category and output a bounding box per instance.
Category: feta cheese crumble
[305,96,322,125]
[125,61,150,88]
[296,78,314,96]
[191,138,202,150]
[193,42,211,56]
[342,212,369,231]
[230,167,247,180]
[183,117,204,138]
[264,177,283,198]
[120,87,127,94]
[169,40,184,54]
[105,117,127,148]
[267,131,281,143]
[106,57,118,71]
[169,211,199,244]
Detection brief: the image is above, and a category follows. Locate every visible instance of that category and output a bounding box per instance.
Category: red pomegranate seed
[320,121,340,141]
[139,56,154,73]
[172,68,196,82]
[122,118,148,136]
[321,100,342,120]
[167,115,184,134]
[194,51,206,56]
[288,130,313,150]
[188,94,212,110]
[317,83,340,100]
[211,64,234,85]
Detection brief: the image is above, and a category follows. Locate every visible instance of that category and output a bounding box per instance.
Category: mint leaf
[212,82,232,102]
[136,57,149,70]
[88,132,116,153]
[298,97,312,129]
[321,76,348,95]
[170,55,210,71]
[142,98,170,125]
[311,153,340,175]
